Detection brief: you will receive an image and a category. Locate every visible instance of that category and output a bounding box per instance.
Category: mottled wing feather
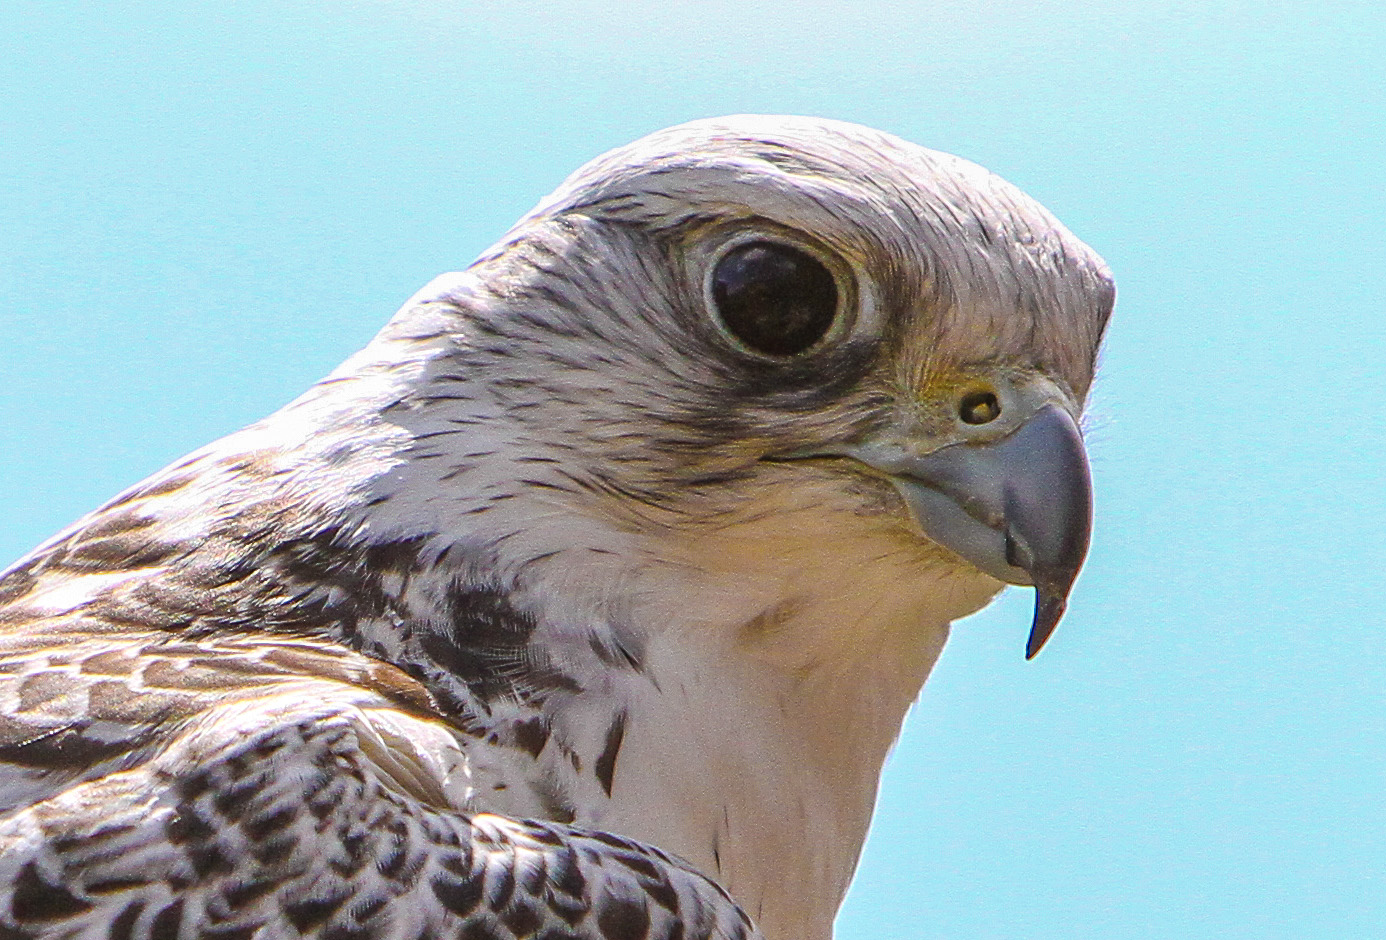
[0,637,760,940]
[0,633,436,812]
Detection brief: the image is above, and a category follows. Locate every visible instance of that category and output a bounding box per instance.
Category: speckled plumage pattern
[0,116,1112,940]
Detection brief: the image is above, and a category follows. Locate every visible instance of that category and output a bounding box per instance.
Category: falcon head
[341,115,1112,664]
[0,116,1113,940]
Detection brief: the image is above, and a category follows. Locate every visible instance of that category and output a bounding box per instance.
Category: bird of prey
[0,116,1112,940]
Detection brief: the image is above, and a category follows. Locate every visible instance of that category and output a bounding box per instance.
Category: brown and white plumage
[0,116,1112,940]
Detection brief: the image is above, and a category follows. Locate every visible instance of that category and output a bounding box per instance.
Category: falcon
[0,116,1113,940]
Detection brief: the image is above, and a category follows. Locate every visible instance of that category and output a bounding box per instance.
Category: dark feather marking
[347,896,387,923]
[594,711,627,798]
[413,393,475,403]
[0,717,155,770]
[520,550,561,567]
[212,778,263,820]
[252,834,296,867]
[514,478,578,494]
[645,874,681,914]
[486,858,516,909]
[284,890,350,932]
[189,842,234,877]
[437,853,471,877]
[410,429,467,442]
[84,876,153,895]
[615,850,661,881]
[15,673,71,712]
[79,650,140,676]
[566,469,672,513]
[430,875,483,918]
[0,561,42,610]
[586,829,640,851]
[597,897,651,940]
[547,889,590,929]
[511,716,550,759]
[420,585,536,700]
[166,807,216,845]
[457,918,502,940]
[99,471,199,510]
[546,844,586,899]
[588,633,643,673]
[10,862,93,921]
[242,805,297,842]
[501,898,543,937]
[517,857,546,895]
[320,923,369,940]
[148,899,184,940]
[109,901,144,940]
[375,833,410,880]
[221,877,277,909]
[198,925,258,940]
[89,678,181,717]
[414,583,581,703]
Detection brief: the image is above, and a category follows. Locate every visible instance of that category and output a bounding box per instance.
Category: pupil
[960,391,1001,424]
[711,241,838,356]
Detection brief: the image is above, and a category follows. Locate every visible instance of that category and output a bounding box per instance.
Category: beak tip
[1024,588,1069,660]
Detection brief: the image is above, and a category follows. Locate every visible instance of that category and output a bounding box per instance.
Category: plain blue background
[2,3,1383,937]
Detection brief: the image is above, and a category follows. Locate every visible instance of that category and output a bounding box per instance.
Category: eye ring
[959,390,1002,425]
[705,236,849,358]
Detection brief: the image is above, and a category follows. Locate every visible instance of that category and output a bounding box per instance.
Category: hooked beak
[848,403,1093,659]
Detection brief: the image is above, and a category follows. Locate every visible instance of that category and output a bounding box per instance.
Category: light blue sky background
[2,2,1383,937]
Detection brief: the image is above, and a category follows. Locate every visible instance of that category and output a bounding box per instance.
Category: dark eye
[710,240,840,356]
[959,390,1001,425]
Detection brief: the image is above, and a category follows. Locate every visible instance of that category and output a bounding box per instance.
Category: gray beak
[856,404,1093,658]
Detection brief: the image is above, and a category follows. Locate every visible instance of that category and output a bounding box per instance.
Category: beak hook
[868,402,1093,658]
[1027,582,1070,660]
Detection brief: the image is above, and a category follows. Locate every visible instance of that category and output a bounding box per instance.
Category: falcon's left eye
[709,240,841,357]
